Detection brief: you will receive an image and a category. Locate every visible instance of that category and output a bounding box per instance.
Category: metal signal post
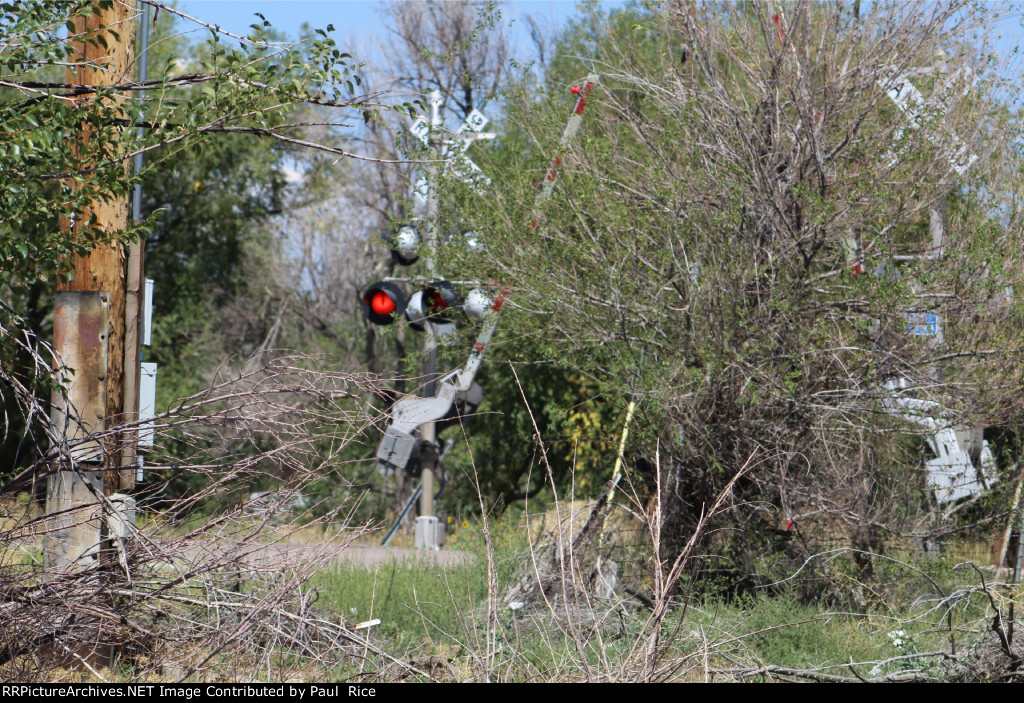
[416,91,444,550]
[414,93,496,548]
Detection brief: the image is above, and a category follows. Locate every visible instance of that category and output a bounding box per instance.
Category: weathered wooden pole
[46,0,139,570]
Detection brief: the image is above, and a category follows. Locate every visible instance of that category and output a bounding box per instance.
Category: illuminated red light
[370,291,396,315]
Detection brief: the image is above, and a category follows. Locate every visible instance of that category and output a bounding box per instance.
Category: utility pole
[46,0,139,569]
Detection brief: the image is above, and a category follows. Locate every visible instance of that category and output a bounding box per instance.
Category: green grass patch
[312,555,485,650]
[310,517,531,656]
[693,595,880,669]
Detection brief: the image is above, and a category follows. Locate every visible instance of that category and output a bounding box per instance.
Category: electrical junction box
[139,362,157,447]
[377,425,418,475]
[414,516,444,550]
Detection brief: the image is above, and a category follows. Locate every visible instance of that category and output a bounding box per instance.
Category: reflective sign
[906,311,940,336]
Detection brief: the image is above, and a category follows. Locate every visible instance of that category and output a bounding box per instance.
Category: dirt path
[324,544,472,569]
[230,542,473,570]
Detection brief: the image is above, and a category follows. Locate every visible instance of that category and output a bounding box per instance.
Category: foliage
[0,0,423,482]
[6,0,1024,682]
[311,516,528,655]
[0,2,424,679]
[0,0,395,291]
[302,512,1021,683]
[447,0,1024,578]
[0,349,390,681]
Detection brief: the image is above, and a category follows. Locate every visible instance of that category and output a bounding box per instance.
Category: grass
[309,516,530,655]
[692,595,880,669]
[313,555,485,648]
[305,512,1021,682]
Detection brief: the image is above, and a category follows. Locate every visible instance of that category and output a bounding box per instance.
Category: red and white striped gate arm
[535,75,600,210]
[454,74,600,391]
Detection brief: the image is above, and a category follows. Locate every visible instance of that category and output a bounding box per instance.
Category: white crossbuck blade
[410,108,493,199]
[878,65,978,176]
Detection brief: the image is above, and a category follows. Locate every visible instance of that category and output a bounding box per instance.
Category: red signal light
[360,281,406,326]
[430,291,449,312]
[371,290,396,315]
[405,282,461,331]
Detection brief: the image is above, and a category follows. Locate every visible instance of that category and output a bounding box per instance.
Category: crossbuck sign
[879,66,978,176]
[410,107,493,198]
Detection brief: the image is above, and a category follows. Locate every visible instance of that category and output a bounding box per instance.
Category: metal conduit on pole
[121,3,150,486]
[1014,508,1024,583]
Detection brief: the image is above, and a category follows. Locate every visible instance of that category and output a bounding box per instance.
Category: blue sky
[173,1,621,50]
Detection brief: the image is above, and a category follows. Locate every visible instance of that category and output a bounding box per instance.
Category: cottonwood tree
[0,0,404,302]
[0,0,419,476]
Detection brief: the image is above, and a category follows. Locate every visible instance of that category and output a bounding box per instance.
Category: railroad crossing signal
[404,282,460,329]
[383,225,421,266]
[876,60,998,504]
[366,104,496,332]
[375,76,600,477]
[883,383,997,505]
